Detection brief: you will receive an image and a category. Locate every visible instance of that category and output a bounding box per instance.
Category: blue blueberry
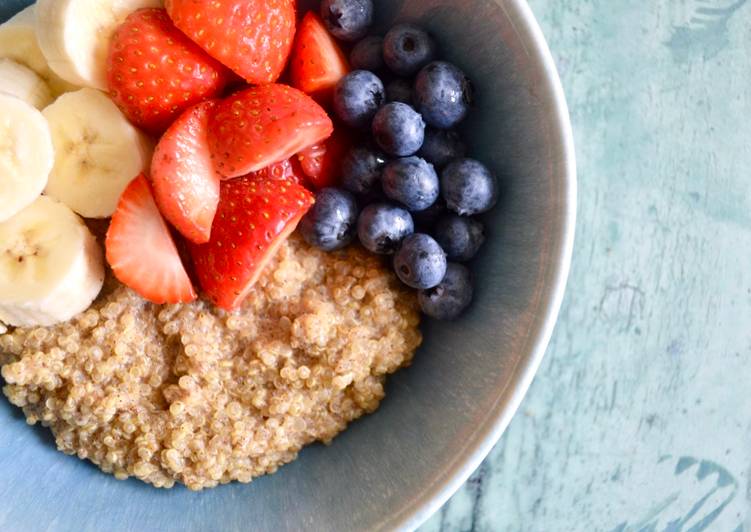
[441,158,498,215]
[433,214,485,262]
[414,61,473,129]
[372,102,425,157]
[350,36,384,71]
[385,78,413,104]
[393,233,447,289]
[341,146,387,196]
[419,127,466,169]
[412,199,447,232]
[382,156,439,212]
[383,24,437,76]
[333,70,385,129]
[357,203,414,255]
[320,0,373,42]
[299,188,359,251]
[418,263,473,320]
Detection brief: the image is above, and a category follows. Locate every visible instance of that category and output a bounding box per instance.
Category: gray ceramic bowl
[0,0,575,530]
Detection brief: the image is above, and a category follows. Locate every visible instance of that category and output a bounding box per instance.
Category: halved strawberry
[208,83,333,178]
[151,100,221,245]
[190,175,314,309]
[297,129,351,188]
[106,174,197,304]
[245,158,309,188]
[290,12,350,104]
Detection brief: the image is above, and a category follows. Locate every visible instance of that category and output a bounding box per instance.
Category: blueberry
[414,61,473,129]
[419,127,466,169]
[350,36,384,71]
[418,263,473,320]
[382,156,439,212]
[320,0,373,42]
[385,78,413,104]
[341,146,387,196]
[433,214,485,262]
[372,102,425,157]
[299,188,359,251]
[393,233,447,289]
[441,158,498,215]
[383,24,437,76]
[357,203,414,254]
[333,70,385,129]
[412,199,447,232]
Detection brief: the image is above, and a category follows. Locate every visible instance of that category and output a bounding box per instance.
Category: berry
[208,84,333,179]
[419,127,466,169]
[385,78,413,104]
[418,263,473,320]
[433,214,485,262]
[350,36,384,71]
[247,158,308,188]
[412,199,447,232]
[372,102,425,157]
[151,100,221,245]
[333,70,385,129]
[341,145,387,196]
[441,158,498,215]
[299,188,359,251]
[393,233,447,289]
[382,156,439,212]
[165,0,295,84]
[106,174,196,305]
[357,203,414,255]
[383,24,437,76]
[190,175,315,309]
[290,12,350,104]
[297,130,351,189]
[414,61,473,129]
[320,0,374,42]
[106,8,230,135]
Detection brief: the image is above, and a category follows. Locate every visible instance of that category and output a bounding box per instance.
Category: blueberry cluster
[301,0,498,321]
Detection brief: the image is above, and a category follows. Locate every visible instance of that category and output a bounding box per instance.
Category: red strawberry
[290,12,349,104]
[107,8,231,135]
[151,100,221,245]
[190,175,314,309]
[297,129,351,188]
[106,174,197,304]
[165,0,296,84]
[208,83,333,178]
[245,158,308,188]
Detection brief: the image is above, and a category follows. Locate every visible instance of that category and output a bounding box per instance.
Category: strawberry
[290,12,350,104]
[246,158,309,188]
[151,100,221,245]
[208,84,333,178]
[297,129,351,188]
[107,8,231,135]
[190,175,314,309]
[106,174,197,304]
[165,0,296,84]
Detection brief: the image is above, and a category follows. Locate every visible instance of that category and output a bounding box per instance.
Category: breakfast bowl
[0,0,575,530]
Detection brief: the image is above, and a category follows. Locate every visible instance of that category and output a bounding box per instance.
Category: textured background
[422,0,751,530]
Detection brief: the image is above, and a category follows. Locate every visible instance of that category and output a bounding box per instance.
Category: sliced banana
[43,88,153,219]
[0,4,77,96]
[0,58,53,109]
[35,0,163,90]
[0,196,104,327]
[0,93,54,223]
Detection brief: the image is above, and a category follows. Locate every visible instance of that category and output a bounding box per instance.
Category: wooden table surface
[421,1,751,530]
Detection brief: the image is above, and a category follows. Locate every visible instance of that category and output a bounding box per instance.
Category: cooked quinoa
[0,236,421,490]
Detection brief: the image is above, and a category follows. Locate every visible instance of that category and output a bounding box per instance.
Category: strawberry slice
[165,0,296,84]
[151,100,221,244]
[106,174,197,304]
[107,8,231,135]
[290,12,350,104]
[297,129,351,188]
[208,83,333,179]
[245,158,309,188]
[190,175,314,309]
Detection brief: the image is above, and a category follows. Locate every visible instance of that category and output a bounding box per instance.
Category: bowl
[0,0,576,530]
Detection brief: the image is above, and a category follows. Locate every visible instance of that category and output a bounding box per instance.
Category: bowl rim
[386,1,577,530]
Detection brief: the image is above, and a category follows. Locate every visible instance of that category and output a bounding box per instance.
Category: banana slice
[0,93,54,223]
[0,196,104,327]
[43,88,153,219]
[35,0,163,90]
[0,4,77,95]
[0,58,53,109]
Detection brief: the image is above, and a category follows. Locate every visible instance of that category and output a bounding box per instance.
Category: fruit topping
[299,187,359,252]
[333,70,385,129]
[372,102,425,157]
[383,24,437,77]
[382,156,439,212]
[418,263,473,320]
[393,233,447,290]
[320,0,373,42]
[357,203,414,255]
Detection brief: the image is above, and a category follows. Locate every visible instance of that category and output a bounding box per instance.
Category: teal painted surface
[422,0,751,530]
